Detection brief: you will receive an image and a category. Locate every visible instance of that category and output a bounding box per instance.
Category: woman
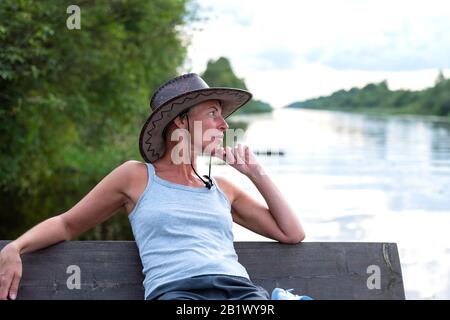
[0,73,305,300]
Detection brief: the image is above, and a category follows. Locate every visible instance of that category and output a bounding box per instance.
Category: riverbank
[294,106,450,123]
[286,75,450,122]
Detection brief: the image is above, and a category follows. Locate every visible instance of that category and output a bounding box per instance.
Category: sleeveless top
[128,162,250,299]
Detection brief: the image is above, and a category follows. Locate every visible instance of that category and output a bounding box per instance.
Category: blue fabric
[271,288,314,300]
[146,274,270,300]
[128,162,250,300]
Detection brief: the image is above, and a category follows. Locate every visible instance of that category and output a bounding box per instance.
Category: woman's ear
[173,115,187,129]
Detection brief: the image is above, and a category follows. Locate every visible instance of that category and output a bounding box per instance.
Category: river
[204,107,450,300]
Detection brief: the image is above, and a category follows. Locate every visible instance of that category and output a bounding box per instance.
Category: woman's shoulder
[120,160,148,178]
[118,160,150,211]
[214,175,251,204]
[213,175,238,203]
[114,160,149,189]
[213,175,238,188]
[121,159,147,168]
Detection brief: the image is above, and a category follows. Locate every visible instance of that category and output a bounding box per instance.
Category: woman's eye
[209,111,215,116]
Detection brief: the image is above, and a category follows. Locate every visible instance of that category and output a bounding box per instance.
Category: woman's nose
[218,115,229,130]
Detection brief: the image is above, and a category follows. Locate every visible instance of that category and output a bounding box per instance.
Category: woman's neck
[153,149,202,184]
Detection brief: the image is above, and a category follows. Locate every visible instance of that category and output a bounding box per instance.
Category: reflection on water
[205,108,450,300]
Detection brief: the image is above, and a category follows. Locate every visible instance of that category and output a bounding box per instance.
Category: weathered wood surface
[0,241,405,300]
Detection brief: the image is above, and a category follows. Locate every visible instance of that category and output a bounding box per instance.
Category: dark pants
[146,274,270,300]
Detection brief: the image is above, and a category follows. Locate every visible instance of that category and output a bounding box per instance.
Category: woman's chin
[203,140,223,155]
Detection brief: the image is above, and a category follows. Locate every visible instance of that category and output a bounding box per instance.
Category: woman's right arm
[0,160,137,300]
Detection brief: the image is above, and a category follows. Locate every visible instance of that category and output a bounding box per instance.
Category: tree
[0,0,196,239]
[435,70,445,85]
[286,76,450,119]
[201,57,247,90]
[200,57,272,114]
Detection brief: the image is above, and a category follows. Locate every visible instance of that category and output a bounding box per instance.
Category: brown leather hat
[139,73,252,163]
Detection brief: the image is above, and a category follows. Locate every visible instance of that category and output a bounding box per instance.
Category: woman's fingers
[0,274,10,300]
[213,144,253,166]
[0,245,22,300]
[235,144,245,164]
[244,145,251,164]
[224,146,234,164]
[8,271,21,300]
[0,270,15,300]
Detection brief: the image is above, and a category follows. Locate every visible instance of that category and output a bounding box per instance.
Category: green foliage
[421,74,450,116]
[200,57,273,114]
[287,73,450,119]
[201,57,247,90]
[241,99,273,114]
[0,0,196,239]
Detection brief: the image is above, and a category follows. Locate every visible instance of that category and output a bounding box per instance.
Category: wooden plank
[0,241,405,300]
[234,242,405,300]
[0,241,144,300]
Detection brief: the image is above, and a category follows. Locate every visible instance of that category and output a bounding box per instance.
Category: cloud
[186,0,450,106]
[303,17,450,71]
[248,48,297,70]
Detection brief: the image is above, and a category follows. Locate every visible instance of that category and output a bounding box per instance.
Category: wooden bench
[0,240,405,300]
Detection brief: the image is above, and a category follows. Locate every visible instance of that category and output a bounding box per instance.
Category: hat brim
[139,87,252,163]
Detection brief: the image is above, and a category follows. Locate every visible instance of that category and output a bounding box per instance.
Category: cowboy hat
[139,73,252,163]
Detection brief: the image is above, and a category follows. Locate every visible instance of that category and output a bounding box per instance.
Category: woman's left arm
[214,145,305,244]
[246,165,305,243]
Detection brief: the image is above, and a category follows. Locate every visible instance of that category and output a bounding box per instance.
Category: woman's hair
[162,108,190,142]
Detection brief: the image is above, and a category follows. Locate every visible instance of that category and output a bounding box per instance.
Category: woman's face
[184,99,228,153]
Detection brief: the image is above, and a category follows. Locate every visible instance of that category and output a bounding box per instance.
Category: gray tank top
[128,162,250,299]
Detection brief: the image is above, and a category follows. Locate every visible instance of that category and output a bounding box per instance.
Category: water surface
[205,108,450,299]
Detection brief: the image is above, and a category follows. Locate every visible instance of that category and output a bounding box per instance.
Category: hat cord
[186,114,214,189]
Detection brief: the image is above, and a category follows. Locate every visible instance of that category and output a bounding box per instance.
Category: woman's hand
[0,243,22,300]
[213,144,264,178]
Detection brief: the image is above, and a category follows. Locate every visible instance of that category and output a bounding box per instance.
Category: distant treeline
[287,72,450,119]
[201,57,272,114]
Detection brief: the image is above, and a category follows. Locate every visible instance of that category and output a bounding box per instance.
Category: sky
[182,0,450,108]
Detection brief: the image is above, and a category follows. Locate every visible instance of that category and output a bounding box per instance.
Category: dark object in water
[254,150,285,156]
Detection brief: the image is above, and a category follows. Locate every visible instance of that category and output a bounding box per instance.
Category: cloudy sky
[183,0,450,108]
